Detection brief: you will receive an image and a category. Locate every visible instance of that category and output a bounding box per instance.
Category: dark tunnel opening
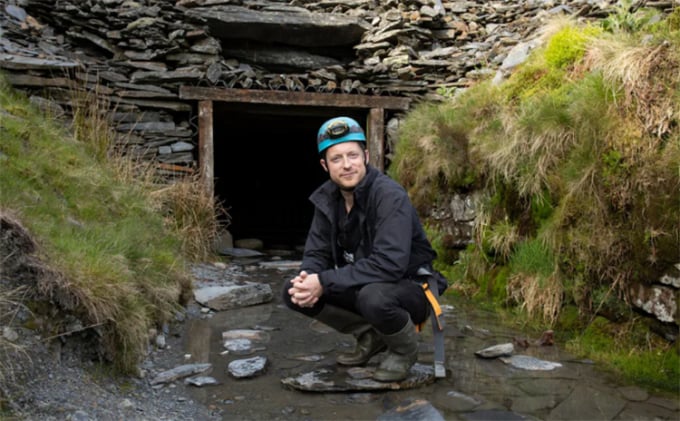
[213,104,366,250]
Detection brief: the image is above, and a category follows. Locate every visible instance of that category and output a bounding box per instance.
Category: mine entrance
[179,87,411,251]
[213,104,364,249]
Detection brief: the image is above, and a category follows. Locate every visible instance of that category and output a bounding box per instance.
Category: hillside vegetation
[390,8,680,392]
[0,77,222,375]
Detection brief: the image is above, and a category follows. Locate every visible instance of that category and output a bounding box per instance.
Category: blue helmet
[317,116,366,154]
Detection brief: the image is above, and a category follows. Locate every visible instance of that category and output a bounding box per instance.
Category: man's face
[321,142,368,191]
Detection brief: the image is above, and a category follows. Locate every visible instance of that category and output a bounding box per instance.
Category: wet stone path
[179,258,679,421]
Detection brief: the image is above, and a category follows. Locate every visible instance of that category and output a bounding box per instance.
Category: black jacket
[301,164,447,295]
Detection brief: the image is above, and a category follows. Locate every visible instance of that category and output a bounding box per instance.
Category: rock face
[186,6,371,47]
[2,0,674,178]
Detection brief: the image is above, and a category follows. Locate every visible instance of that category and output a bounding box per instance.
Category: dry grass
[486,111,578,197]
[151,176,229,262]
[69,76,118,162]
[485,219,520,263]
[507,272,564,325]
[585,36,679,139]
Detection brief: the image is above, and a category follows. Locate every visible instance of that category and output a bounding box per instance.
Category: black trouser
[281,278,429,335]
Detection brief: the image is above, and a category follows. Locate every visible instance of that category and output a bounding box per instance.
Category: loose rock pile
[0,0,675,177]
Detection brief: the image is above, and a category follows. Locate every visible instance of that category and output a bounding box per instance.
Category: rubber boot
[372,318,418,382]
[314,305,386,366]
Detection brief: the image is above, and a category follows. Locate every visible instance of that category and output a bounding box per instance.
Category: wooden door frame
[179,87,410,197]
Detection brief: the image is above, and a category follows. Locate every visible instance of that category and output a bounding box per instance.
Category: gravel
[2,310,223,421]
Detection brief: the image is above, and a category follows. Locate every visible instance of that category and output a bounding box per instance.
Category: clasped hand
[288,271,322,308]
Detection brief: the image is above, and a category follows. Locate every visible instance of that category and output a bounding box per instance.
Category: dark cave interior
[213,103,366,250]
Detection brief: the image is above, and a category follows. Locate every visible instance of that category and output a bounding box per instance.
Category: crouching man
[282,116,448,382]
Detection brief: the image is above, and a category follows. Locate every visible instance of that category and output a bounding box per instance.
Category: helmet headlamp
[326,120,350,139]
[316,116,367,154]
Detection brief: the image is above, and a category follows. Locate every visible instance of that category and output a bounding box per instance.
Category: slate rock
[228,356,268,378]
[462,409,529,420]
[150,363,212,385]
[194,283,273,311]
[377,398,445,421]
[280,363,435,392]
[475,342,514,358]
[499,355,562,371]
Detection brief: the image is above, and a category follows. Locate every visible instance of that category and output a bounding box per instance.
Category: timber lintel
[179,86,410,110]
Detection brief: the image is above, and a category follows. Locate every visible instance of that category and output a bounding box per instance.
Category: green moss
[502,59,567,103]
[397,13,680,394]
[554,304,584,332]
[568,316,680,392]
[545,24,602,69]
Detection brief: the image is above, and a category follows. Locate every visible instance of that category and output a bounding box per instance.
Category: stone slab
[280,363,435,392]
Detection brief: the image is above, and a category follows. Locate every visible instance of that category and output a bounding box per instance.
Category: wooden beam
[179,86,410,110]
[367,108,385,172]
[198,100,214,198]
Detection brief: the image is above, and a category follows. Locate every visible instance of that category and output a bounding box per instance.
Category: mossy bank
[389,8,680,394]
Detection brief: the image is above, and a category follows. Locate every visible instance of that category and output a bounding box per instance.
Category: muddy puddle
[179,258,679,421]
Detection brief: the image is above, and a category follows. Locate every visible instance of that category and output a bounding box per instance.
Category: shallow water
[181,258,679,420]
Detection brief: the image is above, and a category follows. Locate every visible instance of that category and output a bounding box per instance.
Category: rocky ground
[4,260,679,421]
[1,301,222,421]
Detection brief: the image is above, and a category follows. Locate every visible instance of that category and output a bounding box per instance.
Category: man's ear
[320,158,328,172]
[364,149,370,164]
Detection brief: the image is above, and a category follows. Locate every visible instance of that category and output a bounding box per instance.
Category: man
[282,116,448,382]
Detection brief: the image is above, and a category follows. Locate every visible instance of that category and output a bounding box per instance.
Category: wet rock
[184,376,220,387]
[280,362,435,392]
[193,282,273,311]
[515,378,573,398]
[289,353,325,362]
[377,398,445,421]
[499,355,562,371]
[344,393,376,404]
[616,401,680,420]
[150,363,212,385]
[475,342,514,358]
[548,386,626,420]
[462,409,529,420]
[191,262,247,283]
[618,385,649,402]
[436,390,482,412]
[234,238,264,250]
[510,395,558,414]
[223,338,255,354]
[217,247,265,257]
[207,305,274,330]
[646,396,680,412]
[227,356,267,378]
[222,329,271,342]
[155,333,167,349]
[258,260,302,270]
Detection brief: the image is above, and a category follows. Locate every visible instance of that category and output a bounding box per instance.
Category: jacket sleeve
[300,207,334,274]
[319,185,413,294]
